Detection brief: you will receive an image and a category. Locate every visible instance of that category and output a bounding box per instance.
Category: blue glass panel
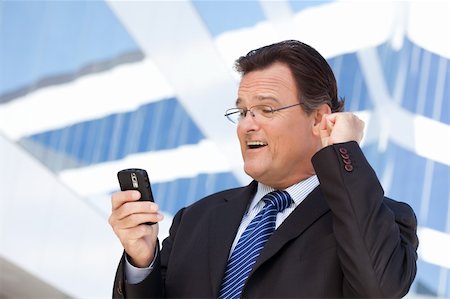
[374,38,450,125]
[422,54,440,119]
[22,98,205,169]
[441,70,450,123]
[403,42,422,115]
[289,0,334,13]
[380,142,426,216]
[153,172,241,215]
[446,271,450,298]
[192,1,265,36]
[398,39,450,124]
[0,1,139,95]
[415,260,440,296]
[328,53,373,112]
[377,41,409,96]
[361,142,388,179]
[426,162,449,231]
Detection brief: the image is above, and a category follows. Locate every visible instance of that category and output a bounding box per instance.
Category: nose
[243,109,256,120]
[238,109,259,131]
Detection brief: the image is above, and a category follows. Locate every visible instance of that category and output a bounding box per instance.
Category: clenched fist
[319,112,365,147]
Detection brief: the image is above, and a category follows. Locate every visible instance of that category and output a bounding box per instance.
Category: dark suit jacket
[113,141,418,298]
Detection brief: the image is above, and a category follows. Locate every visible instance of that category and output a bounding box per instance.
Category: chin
[243,164,265,182]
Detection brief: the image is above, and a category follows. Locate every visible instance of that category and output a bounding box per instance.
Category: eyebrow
[235,96,279,106]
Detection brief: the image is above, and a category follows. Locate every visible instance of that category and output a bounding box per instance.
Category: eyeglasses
[224,103,302,124]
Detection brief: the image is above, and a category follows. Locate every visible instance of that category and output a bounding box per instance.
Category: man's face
[236,62,321,189]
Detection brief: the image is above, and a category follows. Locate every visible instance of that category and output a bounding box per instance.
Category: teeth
[247,141,266,146]
[247,141,267,148]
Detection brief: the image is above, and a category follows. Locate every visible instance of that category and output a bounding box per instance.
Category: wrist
[126,252,153,268]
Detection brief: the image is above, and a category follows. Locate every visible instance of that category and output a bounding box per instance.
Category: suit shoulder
[383,197,417,224]
[168,184,253,228]
[182,184,251,212]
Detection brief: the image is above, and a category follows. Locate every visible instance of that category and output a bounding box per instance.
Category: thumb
[319,114,331,147]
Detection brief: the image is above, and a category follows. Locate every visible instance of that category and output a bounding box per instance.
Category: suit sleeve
[312,141,418,298]
[112,246,164,299]
[112,208,186,298]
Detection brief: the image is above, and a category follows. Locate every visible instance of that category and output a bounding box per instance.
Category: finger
[325,112,338,123]
[118,212,164,229]
[120,223,155,241]
[318,116,330,146]
[326,116,334,132]
[111,190,141,210]
[116,201,160,221]
[319,116,329,136]
[356,115,365,129]
[319,129,329,147]
[110,200,159,232]
[319,114,328,131]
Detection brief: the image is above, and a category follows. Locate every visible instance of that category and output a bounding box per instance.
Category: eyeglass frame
[224,103,302,124]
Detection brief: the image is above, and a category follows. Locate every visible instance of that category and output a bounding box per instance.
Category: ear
[312,104,331,136]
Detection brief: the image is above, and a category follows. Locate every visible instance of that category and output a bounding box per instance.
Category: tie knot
[262,190,292,213]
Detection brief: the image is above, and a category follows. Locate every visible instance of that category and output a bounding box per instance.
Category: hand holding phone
[117,168,155,225]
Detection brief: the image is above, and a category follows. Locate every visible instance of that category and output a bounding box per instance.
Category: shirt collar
[249,175,320,212]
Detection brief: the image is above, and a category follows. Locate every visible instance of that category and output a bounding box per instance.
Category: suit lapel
[208,181,258,296]
[249,186,330,277]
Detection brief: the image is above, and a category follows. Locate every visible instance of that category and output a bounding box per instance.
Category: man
[109,40,418,298]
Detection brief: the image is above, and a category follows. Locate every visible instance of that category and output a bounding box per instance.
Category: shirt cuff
[124,251,157,284]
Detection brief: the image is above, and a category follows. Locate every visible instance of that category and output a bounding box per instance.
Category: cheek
[267,131,288,160]
[276,124,313,157]
[237,128,245,147]
[237,128,250,157]
[272,137,298,162]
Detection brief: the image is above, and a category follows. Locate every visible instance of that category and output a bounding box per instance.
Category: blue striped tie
[218,190,292,299]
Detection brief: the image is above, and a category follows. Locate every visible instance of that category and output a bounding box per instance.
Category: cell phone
[117,168,155,225]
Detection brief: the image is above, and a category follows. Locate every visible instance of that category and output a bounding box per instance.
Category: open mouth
[247,141,268,149]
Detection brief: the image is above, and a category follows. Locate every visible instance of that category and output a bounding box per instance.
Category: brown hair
[235,40,344,113]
